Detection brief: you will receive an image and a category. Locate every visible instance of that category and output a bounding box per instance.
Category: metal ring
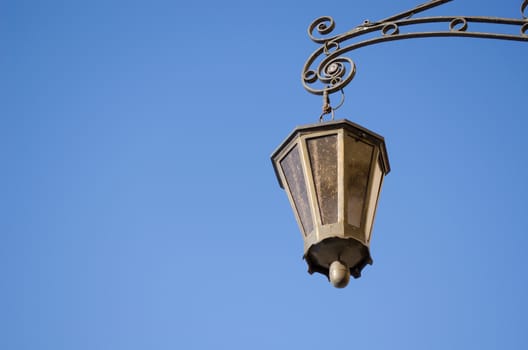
[332,89,346,111]
[450,17,468,32]
[522,0,528,19]
[522,23,528,37]
[324,41,340,55]
[318,89,344,122]
[303,70,318,84]
[382,23,400,36]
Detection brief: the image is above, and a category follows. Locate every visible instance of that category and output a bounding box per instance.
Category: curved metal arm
[302,0,528,96]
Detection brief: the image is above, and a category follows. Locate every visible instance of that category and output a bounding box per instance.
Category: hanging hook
[319,89,333,122]
[319,89,345,122]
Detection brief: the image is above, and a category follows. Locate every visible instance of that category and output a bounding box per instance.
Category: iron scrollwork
[303,0,528,97]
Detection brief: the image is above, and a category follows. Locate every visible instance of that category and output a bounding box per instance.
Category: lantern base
[304,237,373,279]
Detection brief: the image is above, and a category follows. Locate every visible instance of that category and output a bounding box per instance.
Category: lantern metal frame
[272,119,390,280]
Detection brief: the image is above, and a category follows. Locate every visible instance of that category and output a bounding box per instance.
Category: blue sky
[2,0,528,349]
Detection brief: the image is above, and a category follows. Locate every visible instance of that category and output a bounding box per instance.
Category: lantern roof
[271,119,391,189]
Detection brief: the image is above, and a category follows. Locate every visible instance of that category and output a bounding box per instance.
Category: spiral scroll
[308,16,337,44]
[302,0,528,97]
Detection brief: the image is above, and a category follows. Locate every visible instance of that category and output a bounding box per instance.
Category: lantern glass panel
[345,136,373,228]
[307,135,338,225]
[365,158,383,242]
[280,145,313,235]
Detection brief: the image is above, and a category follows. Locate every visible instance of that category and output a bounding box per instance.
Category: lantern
[271,119,390,288]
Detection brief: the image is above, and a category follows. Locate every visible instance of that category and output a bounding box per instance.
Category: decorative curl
[308,16,337,43]
[302,1,528,98]
[302,55,356,95]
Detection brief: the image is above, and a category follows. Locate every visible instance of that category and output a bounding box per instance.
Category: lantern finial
[329,260,350,288]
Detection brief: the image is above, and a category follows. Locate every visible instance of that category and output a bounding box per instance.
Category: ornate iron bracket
[302,0,528,99]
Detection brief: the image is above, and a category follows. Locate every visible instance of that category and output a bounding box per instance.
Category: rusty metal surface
[302,0,528,96]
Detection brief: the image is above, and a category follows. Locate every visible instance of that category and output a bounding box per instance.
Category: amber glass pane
[345,137,373,228]
[365,158,383,242]
[307,135,338,225]
[280,145,313,235]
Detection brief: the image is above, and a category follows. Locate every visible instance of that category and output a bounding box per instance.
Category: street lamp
[272,0,528,288]
[271,120,389,287]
